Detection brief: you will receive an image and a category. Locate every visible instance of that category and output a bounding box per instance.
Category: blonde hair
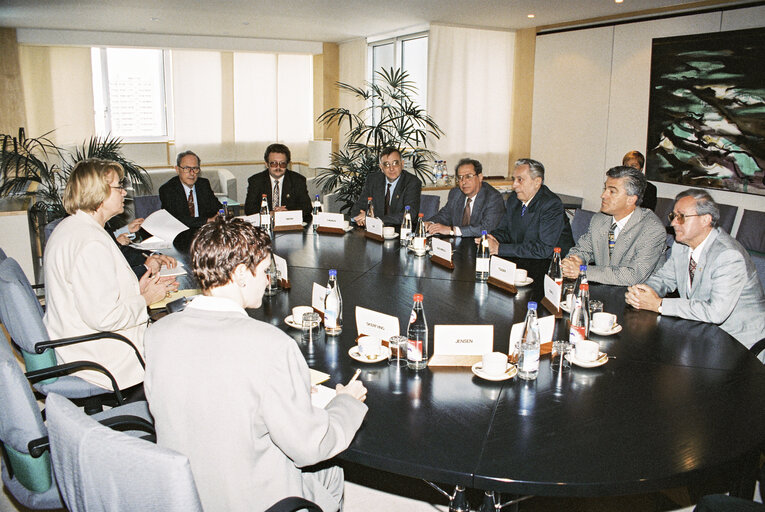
[63,159,125,215]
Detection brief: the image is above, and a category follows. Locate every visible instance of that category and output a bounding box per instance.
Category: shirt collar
[611,210,634,231]
[690,229,713,262]
[269,175,284,188]
[181,183,195,194]
[386,174,401,191]
[186,295,248,317]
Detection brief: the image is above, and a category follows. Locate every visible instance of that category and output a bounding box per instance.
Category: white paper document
[274,254,288,281]
[489,256,516,285]
[508,315,556,355]
[311,282,326,312]
[311,385,336,409]
[365,216,383,236]
[431,238,452,261]
[543,274,562,309]
[275,210,302,226]
[159,261,187,277]
[141,209,190,243]
[130,236,172,251]
[429,325,494,366]
[355,306,400,340]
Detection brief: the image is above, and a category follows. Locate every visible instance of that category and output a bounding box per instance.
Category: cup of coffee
[515,269,528,282]
[482,352,508,376]
[343,220,351,230]
[592,312,617,332]
[358,335,382,360]
[575,339,600,362]
[292,306,313,324]
[383,226,395,238]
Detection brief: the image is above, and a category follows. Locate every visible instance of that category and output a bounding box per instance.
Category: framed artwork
[646,27,765,196]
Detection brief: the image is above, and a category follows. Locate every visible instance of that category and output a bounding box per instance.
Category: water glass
[301,312,321,343]
[388,335,408,367]
[551,341,571,373]
[589,299,603,315]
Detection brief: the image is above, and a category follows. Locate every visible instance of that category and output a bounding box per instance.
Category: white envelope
[365,216,383,236]
[354,306,400,340]
[311,282,326,312]
[431,238,452,261]
[275,210,302,226]
[489,256,516,285]
[428,325,493,366]
[508,315,556,356]
[543,274,562,309]
[274,254,288,281]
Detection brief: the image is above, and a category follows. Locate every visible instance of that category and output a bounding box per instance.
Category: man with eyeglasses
[425,157,504,237]
[562,166,665,286]
[352,146,421,226]
[244,144,312,223]
[626,189,765,357]
[159,150,223,228]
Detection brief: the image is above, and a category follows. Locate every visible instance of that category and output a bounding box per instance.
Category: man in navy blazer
[352,147,421,226]
[244,143,312,223]
[485,158,574,281]
[159,151,222,229]
[626,189,765,357]
[425,158,504,237]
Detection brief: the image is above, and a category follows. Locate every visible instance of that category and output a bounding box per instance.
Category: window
[369,33,429,119]
[92,48,171,141]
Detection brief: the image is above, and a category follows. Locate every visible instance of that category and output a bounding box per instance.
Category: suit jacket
[646,228,765,350]
[569,207,665,286]
[642,181,657,212]
[159,176,223,229]
[244,169,313,223]
[43,210,148,390]
[427,182,505,237]
[491,185,574,260]
[144,297,367,512]
[352,171,422,226]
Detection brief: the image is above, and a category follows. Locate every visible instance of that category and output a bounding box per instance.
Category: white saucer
[565,351,608,368]
[560,300,572,313]
[590,323,622,336]
[383,232,398,240]
[284,315,304,329]
[514,277,534,287]
[348,345,390,364]
[471,362,517,381]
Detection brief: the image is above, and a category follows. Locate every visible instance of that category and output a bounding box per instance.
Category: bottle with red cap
[366,197,375,218]
[569,282,590,346]
[407,293,428,369]
[412,213,427,256]
[259,193,271,236]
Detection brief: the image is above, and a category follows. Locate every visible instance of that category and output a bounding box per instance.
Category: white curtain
[428,25,515,175]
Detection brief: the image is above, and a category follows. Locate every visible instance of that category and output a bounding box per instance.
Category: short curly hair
[190,217,271,291]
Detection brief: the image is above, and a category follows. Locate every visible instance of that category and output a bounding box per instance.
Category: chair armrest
[749,338,765,359]
[34,331,145,368]
[99,415,155,439]
[26,361,126,403]
[264,496,323,512]
[28,436,49,458]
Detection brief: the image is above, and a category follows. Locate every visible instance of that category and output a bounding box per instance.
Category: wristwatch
[658,300,663,315]
[450,228,455,236]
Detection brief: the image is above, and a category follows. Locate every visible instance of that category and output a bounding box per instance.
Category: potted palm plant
[316,67,444,213]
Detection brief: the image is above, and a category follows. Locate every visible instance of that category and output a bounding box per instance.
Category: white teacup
[592,312,617,332]
[575,339,600,362]
[515,269,528,282]
[383,226,395,238]
[482,352,508,376]
[343,220,351,230]
[358,336,382,359]
[292,306,313,322]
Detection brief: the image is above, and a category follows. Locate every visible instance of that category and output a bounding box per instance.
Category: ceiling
[0,0,753,43]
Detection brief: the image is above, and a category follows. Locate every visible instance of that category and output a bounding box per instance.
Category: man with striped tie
[562,166,665,286]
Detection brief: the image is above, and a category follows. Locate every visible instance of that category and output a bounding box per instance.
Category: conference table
[179,225,765,502]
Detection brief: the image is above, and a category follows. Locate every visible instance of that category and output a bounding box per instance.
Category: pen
[348,368,361,385]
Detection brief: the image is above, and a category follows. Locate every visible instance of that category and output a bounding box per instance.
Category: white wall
[531,4,765,229]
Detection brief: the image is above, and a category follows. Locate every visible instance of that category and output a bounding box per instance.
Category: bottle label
[476,257,490,272]
[400,228,411,239]
[407,338,423,362]
[325,310,337,329]
[413,237,425,250]
[261,214,270,227]
[569,325,586,344]
[520,349,539,372]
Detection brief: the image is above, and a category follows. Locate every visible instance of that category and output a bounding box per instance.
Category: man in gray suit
[626,189,765,356]
[562,166,665,286]
[425,157,504,237]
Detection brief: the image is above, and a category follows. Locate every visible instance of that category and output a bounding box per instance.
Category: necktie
[462,198,472,226]
[187,189,195,217]
[273,181,280,210]
[521,204,527,217]
[689,256,697,286]
[384,183,391,216]
[608,222,617,258]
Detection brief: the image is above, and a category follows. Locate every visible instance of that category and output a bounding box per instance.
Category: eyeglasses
[457,173,476,182]
[179,166,201,174]
[381,160,402,169]
[268,161,288,169]
[110,178,129,191]
[668,212,702,224]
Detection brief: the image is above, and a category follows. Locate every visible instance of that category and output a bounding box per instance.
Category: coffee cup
[358,335,382,359]
[343,220,350,230]
[575,339,599,362]
[592,312,617,332]
[481,352,508,376]
[383,226,395,238]
[515,269,528,282]
[292,306,313,323]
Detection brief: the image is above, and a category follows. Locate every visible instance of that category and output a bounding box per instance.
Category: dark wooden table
[244,228,764,498]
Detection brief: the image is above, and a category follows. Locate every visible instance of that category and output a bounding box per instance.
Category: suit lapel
[689,229,719,297]
[611,210,641,261]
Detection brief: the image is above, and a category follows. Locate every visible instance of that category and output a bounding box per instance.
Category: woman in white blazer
[43,159,176,391]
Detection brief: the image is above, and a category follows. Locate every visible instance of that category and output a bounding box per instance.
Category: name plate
[508,315,555,356]
[355,306,400,340]
[274,254,288,281]
[365,216,384,236]
[489,256,516,285]
[543,274,562,310]
[429,325,494,366]
[239,214,260,226]
[431,238,452,262]
[275,210,302,226]
[317,212,344,228]
[311,282,326,312]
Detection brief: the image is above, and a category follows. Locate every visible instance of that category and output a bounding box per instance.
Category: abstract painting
[646,27,765,196]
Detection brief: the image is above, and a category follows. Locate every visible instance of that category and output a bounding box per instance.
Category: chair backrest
[133,194,162,220]
[46,393,203,512]
[0,246,6,263]
[716,203,738,234]
[571,208,597,244]
[0,332,62,509]
[43,217,65,247]
[736,209,765,253]
[654,197,674,229]
[420,194,440,220]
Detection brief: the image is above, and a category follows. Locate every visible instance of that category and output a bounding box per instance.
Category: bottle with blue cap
[518,301,541,380]
[324,269,343,335]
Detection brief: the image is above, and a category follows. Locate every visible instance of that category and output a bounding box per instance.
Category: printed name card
[311,282,326,312]
[355,306,400,340]
[273,254,288,282]
[317,212,344,228]
[428,325,494,366]
[508,315,556,356]
[489,256,516,285]
[365,216,384,236]
[239,214,260,226]
[431,238,452,262]
[274,210,302,227]
[543,274,562,310]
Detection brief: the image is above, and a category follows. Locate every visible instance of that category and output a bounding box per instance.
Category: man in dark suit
[159,150,222,228]
[485,158,574,282]
[425,157,504,237]
[244,143,312,223]
[623,150,657,211]
[352,147,422,226]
